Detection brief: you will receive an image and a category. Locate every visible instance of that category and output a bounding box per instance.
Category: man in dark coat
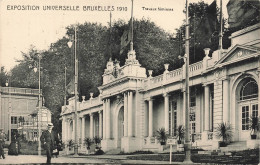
[0,129,5,159]
[40,123,57,164]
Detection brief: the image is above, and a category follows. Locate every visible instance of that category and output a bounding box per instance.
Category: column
[90,113,94,138]
[106,99,111,139]
[63,118,67,142]
[164,93,169,132]
[182,90,186,127]
[223,79,229,123]
[124,93,128,137]
[73,118,76,140]
[148,98,153,137]
[128,91,133,137]
[204,85,210,131]
[257,66,260,109]
[81,116,85,142]
[102,100,106,139]
[98,111,102,138]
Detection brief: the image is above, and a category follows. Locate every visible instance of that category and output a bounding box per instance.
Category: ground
[0,154,172,164]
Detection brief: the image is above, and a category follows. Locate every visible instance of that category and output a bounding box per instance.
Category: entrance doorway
[117,107,124,148]
[237,77,258,141]
[240,101,258,140]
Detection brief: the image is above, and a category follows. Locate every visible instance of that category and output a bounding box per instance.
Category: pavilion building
[61,23,260,152]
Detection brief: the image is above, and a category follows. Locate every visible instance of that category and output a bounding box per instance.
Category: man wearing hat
[40,123,58,164]
[0,129,5,159]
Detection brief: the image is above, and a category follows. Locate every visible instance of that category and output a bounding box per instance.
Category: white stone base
[247,139,260,149]
[121,136,142,152]
[101,139,116,152]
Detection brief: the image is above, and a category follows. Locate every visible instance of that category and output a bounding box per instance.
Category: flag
[196,0,218,43]
[66,77,75,95]
[120,0,134,54]
[120,23,131,54]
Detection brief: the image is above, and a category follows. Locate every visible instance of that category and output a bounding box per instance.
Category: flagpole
[184,0,192,163]
[130,0,134,51]
[218,0,223,50]
[109,12,112,58]
[74,25,79,156]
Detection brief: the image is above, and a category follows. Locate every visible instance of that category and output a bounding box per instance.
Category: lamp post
[31,53,42,156]
[5,79,11,143]
[67,25,79,155]
[178,0,191,162]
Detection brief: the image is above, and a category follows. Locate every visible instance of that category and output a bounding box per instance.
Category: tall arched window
[240,78,258,100]
[239,77,259,132]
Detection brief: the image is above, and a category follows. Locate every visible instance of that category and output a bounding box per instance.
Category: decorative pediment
[216,45,259,65]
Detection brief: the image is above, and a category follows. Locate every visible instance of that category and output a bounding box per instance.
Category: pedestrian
[40,123,58,164]
[53,133,62,158]
[0,129,5,159]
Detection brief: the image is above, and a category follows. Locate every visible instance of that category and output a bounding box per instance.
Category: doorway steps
[105,148,122,155]
[220,141,247,152]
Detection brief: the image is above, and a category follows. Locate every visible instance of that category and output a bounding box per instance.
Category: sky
[0,0,229,71]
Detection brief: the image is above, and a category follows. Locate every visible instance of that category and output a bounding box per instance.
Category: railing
[208,132,213,140]
[145,61,203,89]
[167,68,182,80]
[189,61,203,72]
[80,97,102,110]
[1,87,40,95]
[150,75,163,84]
[194,133,202,140]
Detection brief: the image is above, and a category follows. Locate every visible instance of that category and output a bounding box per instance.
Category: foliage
[215,122,232,143]
[94,149,104,155]
[250,116,259,135]
[119,150,154,155]
[176,1,231,64]
[176,125,185,143]
[84,137,92,150]
[127,149,259,164]
[0,66,8,86]
[67,139,74,148]
[155,128,168,143]
[93,136,101,148]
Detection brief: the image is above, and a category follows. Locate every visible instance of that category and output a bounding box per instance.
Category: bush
[118,150,154,155]
[3,143,9,148]
[94,149,104,155]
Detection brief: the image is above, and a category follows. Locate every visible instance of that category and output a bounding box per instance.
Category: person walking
[40,123,57,164]
[0,129,6,159]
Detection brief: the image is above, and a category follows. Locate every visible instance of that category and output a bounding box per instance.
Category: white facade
[61,23,260,152]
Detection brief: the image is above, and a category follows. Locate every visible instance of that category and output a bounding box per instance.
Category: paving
[0,154,182,164]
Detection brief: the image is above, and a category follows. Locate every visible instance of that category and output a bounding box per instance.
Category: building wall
[0,87,41,142]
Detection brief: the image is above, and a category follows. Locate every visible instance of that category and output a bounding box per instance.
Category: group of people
[0,123,61,164]
[0,129,5,159]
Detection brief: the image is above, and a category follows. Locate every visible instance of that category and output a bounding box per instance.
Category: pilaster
[148,98,153,137]
[98,111,103,138]
[163,93,169,132]
[128,91,133,137]
[223,77,230,123]
[124,93,128,137]
[81,116,85,143]
[102,100,106,139]
[204,84,210,131]
[90,113,93,138]
[106,99,111,139]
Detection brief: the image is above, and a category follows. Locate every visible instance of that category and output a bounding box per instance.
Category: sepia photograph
[0,0,259,164]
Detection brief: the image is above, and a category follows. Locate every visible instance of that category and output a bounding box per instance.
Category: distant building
[61,23,260,152]
[0,86,51,143]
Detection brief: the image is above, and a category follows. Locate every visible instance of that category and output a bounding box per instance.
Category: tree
[0,66,8,86]
[176,1,231,64]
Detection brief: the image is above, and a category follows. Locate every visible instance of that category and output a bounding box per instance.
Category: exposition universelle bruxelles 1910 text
[6,5,173,12]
